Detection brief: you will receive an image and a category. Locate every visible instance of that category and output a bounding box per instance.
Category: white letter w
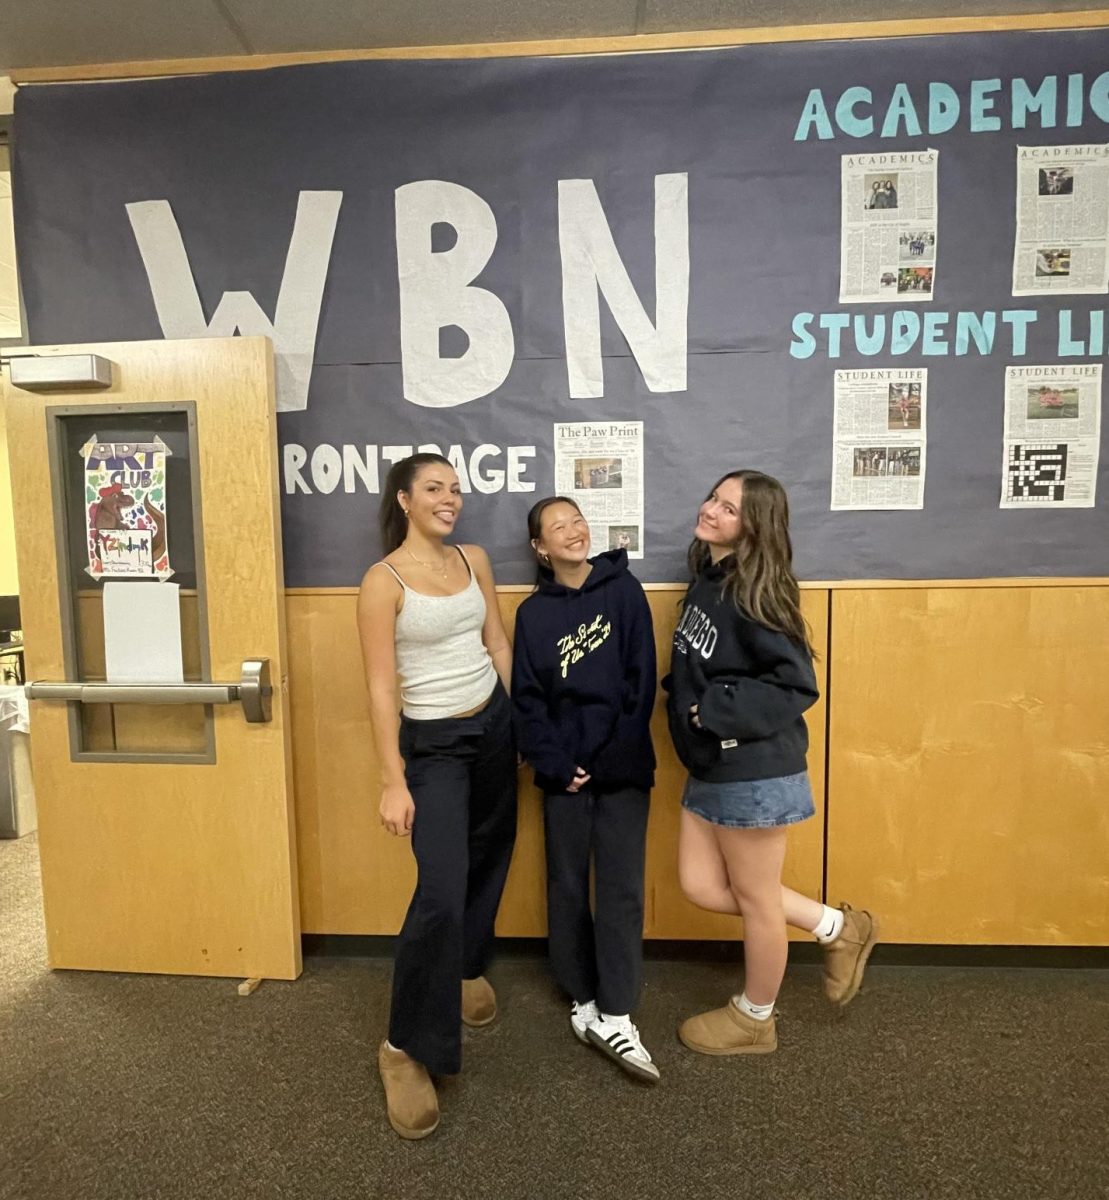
[125,191,342,413]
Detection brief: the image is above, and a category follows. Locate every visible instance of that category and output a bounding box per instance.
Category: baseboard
[301,934,1109,969]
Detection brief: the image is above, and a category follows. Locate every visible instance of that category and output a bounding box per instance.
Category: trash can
[0,685,36,838]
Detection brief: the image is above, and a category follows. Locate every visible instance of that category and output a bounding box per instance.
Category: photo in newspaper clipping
[553,422,645,557]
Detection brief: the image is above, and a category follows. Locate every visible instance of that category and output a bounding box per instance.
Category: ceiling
[0,1,1104,76]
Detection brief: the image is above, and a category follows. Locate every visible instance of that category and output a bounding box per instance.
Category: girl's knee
[729,884,783,920]
[681,875,730,911]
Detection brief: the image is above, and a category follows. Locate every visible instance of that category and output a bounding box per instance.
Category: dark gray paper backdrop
[13,30,1109,584]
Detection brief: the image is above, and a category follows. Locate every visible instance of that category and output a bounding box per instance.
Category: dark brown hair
[379,453,454,554]
[687,469,813,654]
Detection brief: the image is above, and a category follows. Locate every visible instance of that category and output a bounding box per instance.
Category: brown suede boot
[823,903,879,1007]
[678,1000,778,1056]
[378,1041,439,1140]
[461,975,497,1027]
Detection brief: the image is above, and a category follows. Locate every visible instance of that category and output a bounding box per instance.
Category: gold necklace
[404,542,451,577]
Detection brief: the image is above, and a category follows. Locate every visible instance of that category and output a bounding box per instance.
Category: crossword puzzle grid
[1007,442,1069,502]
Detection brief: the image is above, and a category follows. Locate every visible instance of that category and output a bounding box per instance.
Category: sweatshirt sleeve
[592,579,657,772]
[696,632,818,741]
[510,619,577,789]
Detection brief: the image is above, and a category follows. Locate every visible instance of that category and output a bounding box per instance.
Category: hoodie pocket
[667,703,721,773]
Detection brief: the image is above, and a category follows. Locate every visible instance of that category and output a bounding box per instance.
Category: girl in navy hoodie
[512,497,659,1083]
[666,470,878,1057]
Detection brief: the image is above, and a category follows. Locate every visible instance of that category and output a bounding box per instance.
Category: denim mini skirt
[681,771,815,830]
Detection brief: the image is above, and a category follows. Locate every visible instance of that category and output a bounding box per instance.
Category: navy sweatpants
[388,684,517,1075]
[543,786,649,1017]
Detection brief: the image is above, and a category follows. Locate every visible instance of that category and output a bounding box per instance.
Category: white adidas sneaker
[586,1013,660,1082]
[570,999,599,1043]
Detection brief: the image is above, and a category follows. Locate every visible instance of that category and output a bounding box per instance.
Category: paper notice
[103,581,184,684]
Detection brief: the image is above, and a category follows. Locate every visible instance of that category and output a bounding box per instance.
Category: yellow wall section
[287,588,828,941]
[827,586,1109,945]
[288,584,1109,945]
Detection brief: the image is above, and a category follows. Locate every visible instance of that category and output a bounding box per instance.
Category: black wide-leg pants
[388,684,517,1075]
[543,786,649,1017]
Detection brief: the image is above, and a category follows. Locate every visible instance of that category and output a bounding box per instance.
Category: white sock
[733,993,775,1022]
[811,904,845,944]
[600,1012,629,1024]
[384,1039,401,1052]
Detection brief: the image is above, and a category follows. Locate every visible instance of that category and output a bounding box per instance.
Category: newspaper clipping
[1001,365,1101,508]
[1012,145,1109,296]
[553,421,645,557]
[831,368,927,510]
[840,151,939,304]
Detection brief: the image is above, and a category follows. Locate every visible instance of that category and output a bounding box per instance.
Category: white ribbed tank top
[378,546,498,719]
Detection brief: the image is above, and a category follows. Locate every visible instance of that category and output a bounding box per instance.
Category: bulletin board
[12,25,1109,583]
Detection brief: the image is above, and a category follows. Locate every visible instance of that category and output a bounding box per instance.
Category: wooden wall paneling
[288,591,548,935]
[289,586,829,941]
[490,593,547,937]
[826,587,1109,945]
[288,590,413,934]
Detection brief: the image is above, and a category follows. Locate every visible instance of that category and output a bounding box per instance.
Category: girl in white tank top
[376,546,498,720]
[356,452,517,1141]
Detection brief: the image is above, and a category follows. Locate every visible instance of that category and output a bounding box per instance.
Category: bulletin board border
[285,578,1109,596]
[11,10,1109,84]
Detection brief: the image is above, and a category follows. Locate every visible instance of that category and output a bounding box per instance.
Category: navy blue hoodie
[512,549,656,794]
[664,557,818,782]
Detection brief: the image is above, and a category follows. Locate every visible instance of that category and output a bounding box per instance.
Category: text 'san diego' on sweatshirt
[664,557,819,783]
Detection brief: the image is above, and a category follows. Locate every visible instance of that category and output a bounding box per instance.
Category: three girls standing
[360,456,877,1138]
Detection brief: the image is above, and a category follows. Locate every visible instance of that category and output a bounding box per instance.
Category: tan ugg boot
[462,975,497,1027]
[378,1041,439,1140]
[678,1000,778,1056]
[823,904,879,1007]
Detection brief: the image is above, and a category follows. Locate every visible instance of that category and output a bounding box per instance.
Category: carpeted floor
[2,832,1107,1200]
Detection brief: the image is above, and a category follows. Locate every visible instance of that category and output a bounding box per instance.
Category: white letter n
[558,173,689,399]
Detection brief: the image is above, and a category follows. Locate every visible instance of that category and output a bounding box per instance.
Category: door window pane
[51,406,212,761]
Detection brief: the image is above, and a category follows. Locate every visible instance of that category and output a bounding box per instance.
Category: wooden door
[3,337,300,979]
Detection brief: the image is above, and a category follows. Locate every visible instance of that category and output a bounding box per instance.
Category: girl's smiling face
[401,463,462,537]
[695,477,743,549]
[534,501,591,568]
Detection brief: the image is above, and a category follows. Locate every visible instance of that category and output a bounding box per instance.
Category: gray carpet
[2,833,1107,1200]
